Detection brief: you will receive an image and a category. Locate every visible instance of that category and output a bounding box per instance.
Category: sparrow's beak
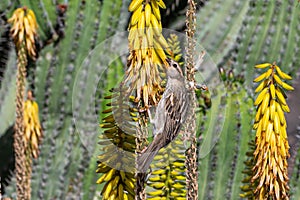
[165,58,171,65]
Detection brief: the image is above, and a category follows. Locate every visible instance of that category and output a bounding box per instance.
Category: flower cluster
[252,63,293,199]
[23,91,43,158]
[125,0,170,107]
[8,7,38,60]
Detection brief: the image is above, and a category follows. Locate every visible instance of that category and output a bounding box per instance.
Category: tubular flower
[147,137,186,199]
[252,62,293,199]
[166,34,184,65]
[23,91,43,158]
[125,0,170,107]
[8,7,38,60]
[97,89,138,200]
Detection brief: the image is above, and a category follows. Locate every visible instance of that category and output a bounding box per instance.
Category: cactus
[1,0,300,199]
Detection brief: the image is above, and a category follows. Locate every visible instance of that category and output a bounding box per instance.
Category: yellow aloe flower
[23,91,43,158]
[252,62,293,199]
[147,137,186,198]
[8,7,38,60]
[125,0,170,108]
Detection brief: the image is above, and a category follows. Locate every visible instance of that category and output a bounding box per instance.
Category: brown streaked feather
[137,86,188,172]
[137,59,189,177]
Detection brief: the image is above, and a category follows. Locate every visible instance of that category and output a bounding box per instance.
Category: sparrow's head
[165,58,184,80]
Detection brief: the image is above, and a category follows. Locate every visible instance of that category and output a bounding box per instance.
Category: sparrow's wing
[152,93,166,136]
[159,91,182,148]
[137,92,182,172]
[138,88,187,172]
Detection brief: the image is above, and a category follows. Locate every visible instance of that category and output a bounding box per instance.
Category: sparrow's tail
[137,142,160,173]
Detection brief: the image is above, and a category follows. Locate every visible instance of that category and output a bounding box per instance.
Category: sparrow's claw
[138,105,152,113]
[196,84,208,91]
[140,146,148,153]
[145,166,152,182]
[188,81,208,91]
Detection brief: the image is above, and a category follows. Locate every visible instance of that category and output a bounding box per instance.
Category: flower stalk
[22,90,43,200]
[184,0,198,199]
[8,7,38,200]
[14,41,27,200]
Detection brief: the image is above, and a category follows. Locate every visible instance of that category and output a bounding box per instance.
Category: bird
[137,58,190,173]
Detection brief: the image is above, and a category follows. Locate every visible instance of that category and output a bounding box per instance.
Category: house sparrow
[137,58,190,173]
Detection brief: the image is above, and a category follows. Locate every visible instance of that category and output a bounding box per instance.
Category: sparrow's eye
[172,63,177,68]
